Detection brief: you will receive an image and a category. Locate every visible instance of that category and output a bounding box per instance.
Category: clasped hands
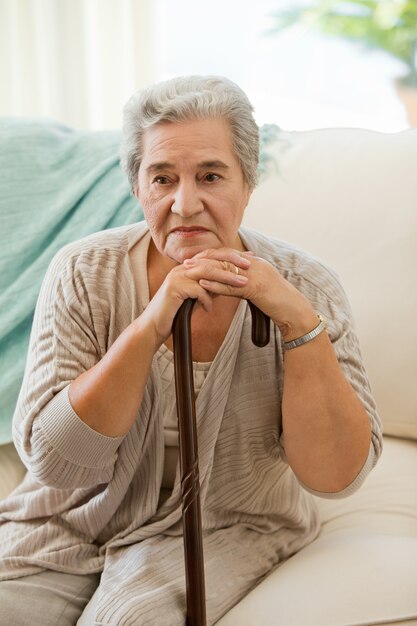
[141,246,318,349]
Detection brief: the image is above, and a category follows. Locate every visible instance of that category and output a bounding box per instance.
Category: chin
[169,249,197,264]
[167,244,207,264]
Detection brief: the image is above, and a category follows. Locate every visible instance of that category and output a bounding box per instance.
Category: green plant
[269,1,417,88]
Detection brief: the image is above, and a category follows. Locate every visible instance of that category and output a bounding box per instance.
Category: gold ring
[234,265,240,275]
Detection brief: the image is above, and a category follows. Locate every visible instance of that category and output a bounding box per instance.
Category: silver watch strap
[283,315,327,350]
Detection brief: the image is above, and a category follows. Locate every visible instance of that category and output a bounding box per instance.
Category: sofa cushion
[244,127,417,441]
[217,436,417,626]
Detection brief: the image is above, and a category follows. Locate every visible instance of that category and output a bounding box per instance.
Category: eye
[204,172,221,183]
[153,176,171,185]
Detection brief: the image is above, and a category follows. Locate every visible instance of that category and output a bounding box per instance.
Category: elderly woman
[0,76,382,625]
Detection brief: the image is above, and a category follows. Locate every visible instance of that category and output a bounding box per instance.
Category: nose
[171,180,204,217]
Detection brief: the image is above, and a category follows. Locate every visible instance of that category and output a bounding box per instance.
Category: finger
[183,255,250,273]
[184,261,249,288]
[197,284,214,312]
[164,266,214,313]
[190,248,251,269]
[177,281,213,313]
[198,278,247,296]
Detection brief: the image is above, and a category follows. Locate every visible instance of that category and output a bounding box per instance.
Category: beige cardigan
[0,222,382,625]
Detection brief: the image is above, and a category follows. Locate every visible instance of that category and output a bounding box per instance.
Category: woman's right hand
[138,263,213,350]
[138,251,250,351]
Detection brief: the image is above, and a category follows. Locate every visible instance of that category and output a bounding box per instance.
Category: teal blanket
[0,119,279,445]
[0,118,141,444]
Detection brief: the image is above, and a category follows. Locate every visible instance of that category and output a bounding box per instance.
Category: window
[152,0,408,131]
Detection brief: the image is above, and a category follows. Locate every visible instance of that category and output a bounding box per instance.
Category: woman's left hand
[183,247,318,340]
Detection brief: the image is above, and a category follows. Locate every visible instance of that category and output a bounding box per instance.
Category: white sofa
[1,126,417,626]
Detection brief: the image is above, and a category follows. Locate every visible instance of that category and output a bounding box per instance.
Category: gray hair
[120,75,259,193]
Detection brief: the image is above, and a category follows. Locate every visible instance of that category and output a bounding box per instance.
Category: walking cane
[173,298,270,626]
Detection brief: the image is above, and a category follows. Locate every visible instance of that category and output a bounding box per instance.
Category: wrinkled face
[136,117,251,264]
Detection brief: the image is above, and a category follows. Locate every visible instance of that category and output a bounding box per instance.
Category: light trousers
[0,569,100,625]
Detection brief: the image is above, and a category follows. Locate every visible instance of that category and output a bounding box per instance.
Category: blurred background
[1,0,416,133]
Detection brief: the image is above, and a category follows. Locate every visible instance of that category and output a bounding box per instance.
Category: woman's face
[136,117,252,265]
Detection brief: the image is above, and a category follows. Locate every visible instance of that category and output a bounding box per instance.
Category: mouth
[169,226,209,237]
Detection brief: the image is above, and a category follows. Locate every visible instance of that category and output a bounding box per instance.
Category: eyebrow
[145,162,174,175]
[198,160,230,170]
[145,160,230,174]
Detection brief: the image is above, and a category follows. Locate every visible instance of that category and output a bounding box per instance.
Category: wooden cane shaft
[173,298,206,626]
[173,299,270,626]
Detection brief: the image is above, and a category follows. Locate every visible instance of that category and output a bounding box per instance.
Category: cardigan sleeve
[12,245,125,489]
